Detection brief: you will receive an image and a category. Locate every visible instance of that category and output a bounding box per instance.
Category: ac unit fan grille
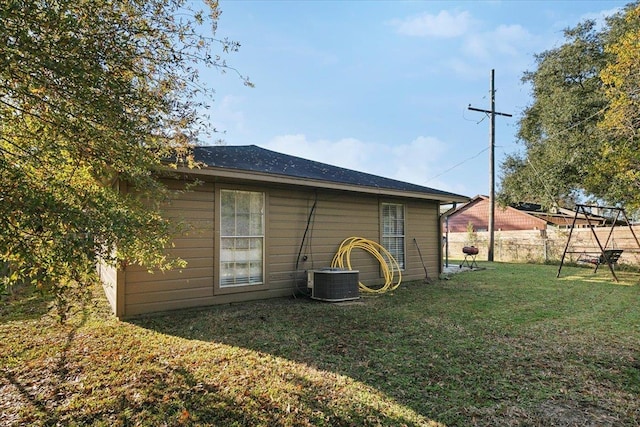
[309,269,359,302]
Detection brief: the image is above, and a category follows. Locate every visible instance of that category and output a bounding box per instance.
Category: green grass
[1,263,639,426]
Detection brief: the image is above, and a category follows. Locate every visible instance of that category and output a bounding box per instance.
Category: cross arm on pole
[467,105,513,117]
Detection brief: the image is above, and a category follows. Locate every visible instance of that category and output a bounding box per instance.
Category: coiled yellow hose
[330,237,402,293]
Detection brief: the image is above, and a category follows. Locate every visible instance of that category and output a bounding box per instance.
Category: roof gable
[190,145,468,202]
[447,195,487,215]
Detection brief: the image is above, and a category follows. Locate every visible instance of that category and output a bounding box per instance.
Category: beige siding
[268,190,382,290]
[98,179,127,317]
[98,260,117,313]
[119,178,443,318]
[404,200,440,281]
[123,181,215,317]
[123,287,293,317]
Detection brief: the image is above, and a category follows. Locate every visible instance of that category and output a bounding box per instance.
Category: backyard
[1,262,639,426]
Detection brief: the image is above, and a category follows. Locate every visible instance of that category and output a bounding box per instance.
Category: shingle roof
[192,145,467,201]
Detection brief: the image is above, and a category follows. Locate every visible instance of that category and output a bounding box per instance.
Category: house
[445,195,604,233]
[511,202,609,228]
[100,145,468,318]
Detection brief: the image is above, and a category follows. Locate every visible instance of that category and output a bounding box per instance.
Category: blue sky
[203,0,626,199]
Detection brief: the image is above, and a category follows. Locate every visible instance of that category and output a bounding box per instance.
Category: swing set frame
[557,204,640,282]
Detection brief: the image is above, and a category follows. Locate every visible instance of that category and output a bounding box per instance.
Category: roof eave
[173,166,469,203]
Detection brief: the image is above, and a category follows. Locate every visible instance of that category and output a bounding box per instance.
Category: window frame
[380,202,406,271]
[216,187,268,294]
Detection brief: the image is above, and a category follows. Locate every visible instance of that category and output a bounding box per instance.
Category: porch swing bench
[577,249,624,272]
[558,204,640,282]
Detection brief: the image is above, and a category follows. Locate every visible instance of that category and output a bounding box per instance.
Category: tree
[594,3,640,209]
[498,20,609,209]
[0,0,248,318]
[499,3,640,210]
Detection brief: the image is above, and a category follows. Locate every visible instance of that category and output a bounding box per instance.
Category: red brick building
[445,195,602,233]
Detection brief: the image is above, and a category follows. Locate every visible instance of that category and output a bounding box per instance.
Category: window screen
[220,190,264,287]
[382,203,405,269]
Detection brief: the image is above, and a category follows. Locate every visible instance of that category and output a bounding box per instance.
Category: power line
[526,158,558,208]
[430,85,607,205]
[425,146,489,183]
[542,106,608,140]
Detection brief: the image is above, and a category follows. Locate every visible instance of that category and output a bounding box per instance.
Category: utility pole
[468,69,512,262]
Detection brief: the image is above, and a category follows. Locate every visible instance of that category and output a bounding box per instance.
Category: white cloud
[390,9,535,79]
[391,136,446,183]
[391,10,473,38]
[263,134,368,170]
[492,24,532,56]
[442,57,481,80]
[579,6,623,30]
[261,134,454,191]
[210,95,247,136]
[463,24,534,61]
[438,23,538,80]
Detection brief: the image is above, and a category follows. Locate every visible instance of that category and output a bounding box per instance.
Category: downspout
[445,215,450,268]
[439,202,458,273]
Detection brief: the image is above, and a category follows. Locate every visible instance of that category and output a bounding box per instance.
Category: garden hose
[330,237,402,293]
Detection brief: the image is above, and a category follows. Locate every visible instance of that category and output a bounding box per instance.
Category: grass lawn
[1,262,639,426]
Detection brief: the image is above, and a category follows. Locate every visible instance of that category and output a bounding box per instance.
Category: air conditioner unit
[307,268,360,302]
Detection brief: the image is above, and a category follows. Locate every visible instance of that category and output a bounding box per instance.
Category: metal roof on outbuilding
[188,145,468,203]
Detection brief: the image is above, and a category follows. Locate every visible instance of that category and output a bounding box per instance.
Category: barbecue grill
[460,246,479,269]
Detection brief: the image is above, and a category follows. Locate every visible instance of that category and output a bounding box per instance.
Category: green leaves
[500,4,640,210]
[500,20,608,209]
[0,0,244,317]
[594,3,640,210]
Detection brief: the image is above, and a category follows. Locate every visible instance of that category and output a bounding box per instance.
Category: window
[382,203,405,269]
[220,190,264,287]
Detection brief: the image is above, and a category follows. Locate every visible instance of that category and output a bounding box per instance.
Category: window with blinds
[220,190,264,287]
[381,203,405,270]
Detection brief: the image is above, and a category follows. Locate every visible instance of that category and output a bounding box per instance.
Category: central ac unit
[307,268,359,302]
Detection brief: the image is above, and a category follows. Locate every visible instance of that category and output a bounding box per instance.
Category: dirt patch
[465,399,624,426]
[533,399,622,426]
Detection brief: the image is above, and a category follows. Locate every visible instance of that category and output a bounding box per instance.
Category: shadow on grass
[0,283,53,323]
[70,362,275,426]
[4,266,638,425]
[1,305,88,426]
[63,360,426,427]
[130,291,487,425]
[131,272,640,426]
[2,284,439,426]
[556,263,640,286]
